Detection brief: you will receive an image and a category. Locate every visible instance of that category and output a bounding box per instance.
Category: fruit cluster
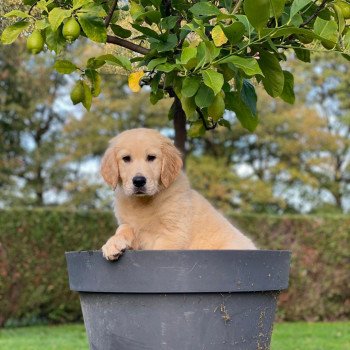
[27,17,81,54]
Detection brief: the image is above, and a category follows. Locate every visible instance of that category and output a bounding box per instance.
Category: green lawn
[0,322,349,350]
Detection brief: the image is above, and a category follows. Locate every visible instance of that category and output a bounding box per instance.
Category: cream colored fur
[101,128,256,260]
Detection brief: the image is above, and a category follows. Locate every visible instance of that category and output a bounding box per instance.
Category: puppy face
[101,129,182,196]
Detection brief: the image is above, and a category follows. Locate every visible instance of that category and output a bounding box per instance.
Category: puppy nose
[133,176,146,188]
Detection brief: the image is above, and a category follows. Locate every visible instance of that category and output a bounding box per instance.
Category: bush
[0,209,349,326]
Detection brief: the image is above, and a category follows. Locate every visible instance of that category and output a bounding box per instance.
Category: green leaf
[219,56,263,76]
[344,30,350,51]
[269,0,286,19]
[195,85,215,108]
[78,3,107,17]
[82,81,92,110]
[23,0,37,5]
[202,69,224,96]
[181,96,197,119]
[53,60,78,74]
[222,22,245,44]
[188,120,206,137]
[160,16,178,30]
[78,14,107,43]
[314,17,338,41]
[85,69,102,97]
[98,54,131,70]
[258,51,284,97]
[333,3,345,36]
[156,63,180,72]
[1,21,30,44]
[150,90,164,105]
[243,0,270,30]
[235,15,254,39]
[280,70,295,104]
[73,0,93,10]
[35,18,50,30]
[240,80,257,116]
[290,0,312,19]
[223,0,233,12]
[150,72,162,93]
[262,27,314,39]
[110,24,132,38]
[86,57,105,69]
[168,100,176,120]
[144,10,161,24]
[195,41,220,69]
[48,8,72,31]
[45,24,66,53]
[218,118,231,129]
[147,57,167,70]
[189,2,221,17]
[181,47,197,64]
[182,76,201,97]
[150,34,177,52]
[4,10,30,18]
[225,91,258,131]
[294,47,311,62]
[132,23,160,39]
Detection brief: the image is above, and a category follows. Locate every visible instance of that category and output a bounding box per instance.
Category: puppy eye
[147,155,156,162]
[122,156,131,163]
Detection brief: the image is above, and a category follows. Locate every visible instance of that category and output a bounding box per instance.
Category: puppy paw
[102,236,128,261]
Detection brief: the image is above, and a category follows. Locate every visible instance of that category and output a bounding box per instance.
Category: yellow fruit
[26,30,44,54]
[335,0,350,19]
[70,81,84,105]
[62,17,81,42]
[208,92,225,121]
[128,71,144,92]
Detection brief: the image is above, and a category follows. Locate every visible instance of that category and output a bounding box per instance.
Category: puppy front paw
[101,236,129,261]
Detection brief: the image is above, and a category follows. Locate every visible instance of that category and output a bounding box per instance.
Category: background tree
[0,41,72,206]
[2,0,350,157]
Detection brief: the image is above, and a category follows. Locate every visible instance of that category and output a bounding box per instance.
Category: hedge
[0,209,349,327]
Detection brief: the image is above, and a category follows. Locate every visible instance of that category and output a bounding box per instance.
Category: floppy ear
[161,139,183,188]
[100,147,119,189]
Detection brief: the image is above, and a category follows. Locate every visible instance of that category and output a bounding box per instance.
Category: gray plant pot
[66,250,290,350]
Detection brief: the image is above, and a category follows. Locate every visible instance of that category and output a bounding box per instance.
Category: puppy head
[100,129,183,196]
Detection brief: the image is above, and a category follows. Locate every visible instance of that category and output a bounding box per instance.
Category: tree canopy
[1,0,350,139]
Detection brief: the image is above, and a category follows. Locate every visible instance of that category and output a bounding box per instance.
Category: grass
[0,322,349,349]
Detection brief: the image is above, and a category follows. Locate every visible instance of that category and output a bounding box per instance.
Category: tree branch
[28,1,38,15]
[104,0,118,27]
[300,0,328,27]
[106,35,150,55]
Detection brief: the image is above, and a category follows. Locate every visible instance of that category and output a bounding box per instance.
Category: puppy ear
[161,139,183,188]
[100,147,119,189]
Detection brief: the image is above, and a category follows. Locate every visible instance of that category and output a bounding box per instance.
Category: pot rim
[66,250,291,294]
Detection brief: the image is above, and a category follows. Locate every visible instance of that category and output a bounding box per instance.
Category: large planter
[66,250,290,350]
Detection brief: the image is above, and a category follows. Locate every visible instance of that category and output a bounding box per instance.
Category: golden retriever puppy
[101,128,256,260]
